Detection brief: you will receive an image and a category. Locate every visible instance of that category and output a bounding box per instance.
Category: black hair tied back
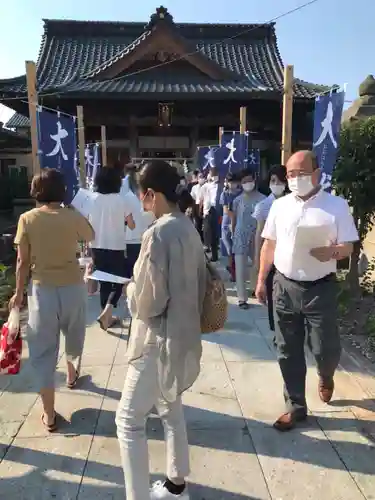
[139,160,181,204]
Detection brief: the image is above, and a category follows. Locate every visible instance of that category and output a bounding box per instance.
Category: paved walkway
[1,277,375,499]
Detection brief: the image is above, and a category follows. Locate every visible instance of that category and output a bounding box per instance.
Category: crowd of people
[8,150,359,499]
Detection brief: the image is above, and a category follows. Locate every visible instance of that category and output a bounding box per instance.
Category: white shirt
[89,192,133,250]
[262,190,359,281]
[123,190,155,244]
[191,183,204,205]
[120,176,130,196]
[200,181,219,216]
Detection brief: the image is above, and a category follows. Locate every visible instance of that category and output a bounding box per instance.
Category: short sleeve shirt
[14,207,94,286]
[232,191,266,255]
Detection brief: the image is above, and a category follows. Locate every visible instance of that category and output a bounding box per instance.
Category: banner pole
[281,65,294,165]
[101,125,108,166]
[25,61,40,175]
[218,126,224,145]
[76,106,86,187]
[240,107,247,134]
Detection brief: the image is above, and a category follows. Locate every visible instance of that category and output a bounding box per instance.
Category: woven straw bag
[201,261,228,334]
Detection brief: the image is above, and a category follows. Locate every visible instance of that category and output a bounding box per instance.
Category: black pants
[92,248,126,310]
[193,206,203,243]
[125,244,141,278]
[273,271,341,415]
[266,265,276,331]
[203,207,219,261]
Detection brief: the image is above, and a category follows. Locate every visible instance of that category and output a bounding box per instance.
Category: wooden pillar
[25,61,40,175]
[76,105,86,187]
[190,122,199,157]
[240,107,247,134]
[129,116,138,161]
[218,126,224,145]
[281,65,294,165]
[101,125,107,166]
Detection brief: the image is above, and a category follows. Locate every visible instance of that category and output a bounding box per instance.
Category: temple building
[1,6,327,169]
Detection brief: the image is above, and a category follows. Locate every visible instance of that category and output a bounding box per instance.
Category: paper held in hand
[295,225,331,248]
[88,270,131,285]
[71,189,98,218]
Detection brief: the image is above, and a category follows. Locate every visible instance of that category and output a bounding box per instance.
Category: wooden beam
[281,65,294,165]
[240,107,247,134]
[101,125,107,166]
[76,105,86,187]
[218,126,224,145]
[25,61,40,175]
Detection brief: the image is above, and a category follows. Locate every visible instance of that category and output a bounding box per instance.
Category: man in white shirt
[256,150,359,432]
[199,167,220,261]
[190,173,205,241]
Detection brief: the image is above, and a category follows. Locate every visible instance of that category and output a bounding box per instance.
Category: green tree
[333,116,375,292]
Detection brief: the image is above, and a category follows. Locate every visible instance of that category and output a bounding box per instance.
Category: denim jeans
[116,345,190,500]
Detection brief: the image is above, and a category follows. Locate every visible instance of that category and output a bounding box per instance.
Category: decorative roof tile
[5,113,30,128]
[0,8,329,100]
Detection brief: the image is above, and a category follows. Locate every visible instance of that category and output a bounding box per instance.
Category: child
[232,169,265,309]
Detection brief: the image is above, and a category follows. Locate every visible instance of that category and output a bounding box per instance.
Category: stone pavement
[1,280,375,499]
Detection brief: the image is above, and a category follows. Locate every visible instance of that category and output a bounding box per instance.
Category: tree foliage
[333,116,375,290]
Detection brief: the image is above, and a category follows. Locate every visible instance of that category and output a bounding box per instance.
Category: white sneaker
[150,481,189,499]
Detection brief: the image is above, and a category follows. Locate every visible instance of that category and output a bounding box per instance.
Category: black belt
[276,271,336,287]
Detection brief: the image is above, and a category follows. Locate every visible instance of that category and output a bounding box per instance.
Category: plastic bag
[0,307,22,375]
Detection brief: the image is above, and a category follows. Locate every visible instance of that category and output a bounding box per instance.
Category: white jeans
[116,345,190,500]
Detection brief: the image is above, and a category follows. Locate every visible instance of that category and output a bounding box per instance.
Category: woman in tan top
[9,168,94,432]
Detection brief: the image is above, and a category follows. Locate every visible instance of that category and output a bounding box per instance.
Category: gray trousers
[273,271,341,414]
[27,282,87,391]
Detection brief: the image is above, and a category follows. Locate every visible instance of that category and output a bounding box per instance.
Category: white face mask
[198,178,205,185]
[288,175,314,197]
[242,182,255,192]
[270,183,285,197]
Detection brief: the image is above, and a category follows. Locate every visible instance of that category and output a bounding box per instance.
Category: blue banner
[313,91,345,190]
[37,107,78,203]
[85,143,101,191]
[248,149,261,174]
[220,131,249,173]
[197,146,219,173]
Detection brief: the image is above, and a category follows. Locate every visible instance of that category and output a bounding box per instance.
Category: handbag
[201,259,228,334]
[0,307,22,375]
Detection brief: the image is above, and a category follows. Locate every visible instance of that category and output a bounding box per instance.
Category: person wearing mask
[220,172,242,281]
[187,169,200,193]
[190,173,205,241]
[116,160,206,500]
[200,167,220,261]
[256,150,358,431]
[253,165,287,330]
[89,167,135,331]
[232,169,265,309]
[9,168,95,432]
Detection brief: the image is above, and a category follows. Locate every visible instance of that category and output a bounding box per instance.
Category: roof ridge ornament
[145,6,174,31]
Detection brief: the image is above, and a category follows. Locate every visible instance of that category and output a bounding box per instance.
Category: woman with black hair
[116,160,206,500]
[89,167,136,331]
[253,164,287,329]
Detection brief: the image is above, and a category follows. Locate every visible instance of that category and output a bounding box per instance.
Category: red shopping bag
[0,308,22,375]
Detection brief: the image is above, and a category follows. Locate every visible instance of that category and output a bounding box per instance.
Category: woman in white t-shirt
[89,167,135,331]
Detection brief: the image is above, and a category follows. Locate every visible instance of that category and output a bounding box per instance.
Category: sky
[0,0,374,125]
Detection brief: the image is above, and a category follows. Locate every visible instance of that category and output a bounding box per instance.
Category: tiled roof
[5,113,30,128]
[0,8,329,100]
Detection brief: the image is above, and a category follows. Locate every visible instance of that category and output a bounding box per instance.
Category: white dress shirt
[262,190,359,281]
[191,183,204,205]
[200,181,219,216]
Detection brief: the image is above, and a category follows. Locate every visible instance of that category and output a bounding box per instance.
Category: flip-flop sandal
[239,302,250,310]
[67,370,80,389]
[97,317,108,331]
[41,413,58,433]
